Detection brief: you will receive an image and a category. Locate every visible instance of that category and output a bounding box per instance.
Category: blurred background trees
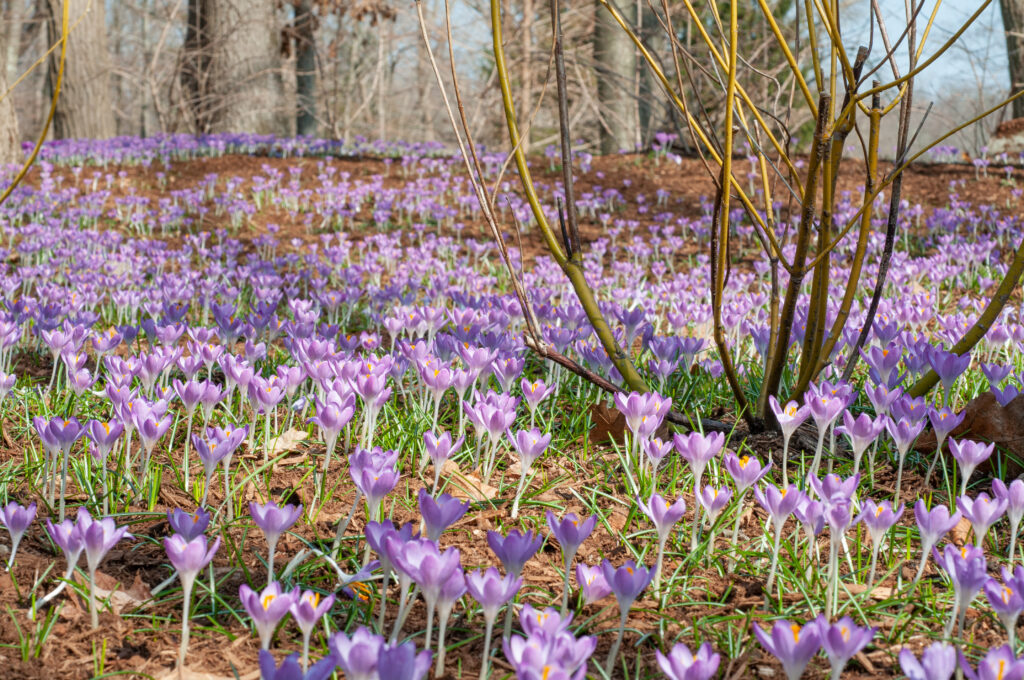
[0,0,1019,156]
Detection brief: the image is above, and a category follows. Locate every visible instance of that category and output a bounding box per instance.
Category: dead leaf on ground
[916,392,1024,479]
[440,460,500,502]
[951,516,973,546]
[156,666,259,680]
[91,571,152,615]
[589,404,626,445]
[267,428,308,458]
[845,583,895,600]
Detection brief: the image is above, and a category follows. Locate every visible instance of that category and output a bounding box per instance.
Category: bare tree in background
[0,70,18,164]
[292,0,318,136]
[593,0,635,153]
[1001,0,1024,118]
[180,0,284,134]
[45,0,115,139]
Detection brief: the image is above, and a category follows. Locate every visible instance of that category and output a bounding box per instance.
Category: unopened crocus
[752,618,823,680]
[351,458,399,524]
[899,642,956,680]
[927,347,971,407]
[957,493,1007,547]
[418,489,469,541]
[674,431,725,550]
[949,438,995,497]
[600,559,653,674]
[858,499,904,587]
[912,500,962,584]
[290,590,335,670]
[165,533,220,671]
[637,492,686,594]
[408,545,462,651]
[817,615,875,680]
[240,581,298,650]
[959,645,1024,680]
[168,507,211,541]
[934,543,988,637]
[257,649,336,680]
[250,500,303,584]
[656,641,721,680]
[984,566,1024,647]
[546,511,596,613]
[754,484,802,594]
[992,478,1024,560]
[467,567,522,680]
[366,521,417,629]
[328,626,386,680]
[488,527,542,640]
[1,501,35,570]
[78,508,132,628]
[508,427,551,518]
[885,416,926,502]
[769,395,811,486]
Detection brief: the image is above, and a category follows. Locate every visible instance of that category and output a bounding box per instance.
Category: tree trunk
[593,0,636,154]
[45,0,116,140]
[0,69,19,165]
[180,0,283,134]
[294,0,317,137]
[1002,0,1024,119]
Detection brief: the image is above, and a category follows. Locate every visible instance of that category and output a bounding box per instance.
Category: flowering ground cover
[0,134,1023,679]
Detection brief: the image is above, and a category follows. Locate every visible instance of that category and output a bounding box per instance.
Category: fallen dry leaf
[156,666,259,680]
[92,571,152,615]
[845,583,895,600]
[267,428,308,457]
[440,460,500,502]
[951,516,973,546]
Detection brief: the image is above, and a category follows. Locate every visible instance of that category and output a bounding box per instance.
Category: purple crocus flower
[1,501,35,570]
[984,565,1024,647]
[600,559,653,673]
[817,615,875,680]
[614,391,670,444]
[805,391,846,478]
[637,491,686,593]
[949,439,995,496]
[992,478,1024,559]
[423,430,464,491]
[575,563,612,604]
[165,533,220,670]
[673,431,725,493]
[547,511,596,614]
[487,528,542,577]
[376,639,433,680]
[899,642,956,680]
[884,416,926,501]
[240,581,298,650]
[290,589,336,670]
[417,489,469,541]
[250,500,303,583]
[167,506,211,541]
[837,411,885,476]
[752,618,823,680]
[926,347,971,407]
[697,485,732,524]
[806,472,859,509]
[78,508,132,628]
[257,649,336,680]
[655,641,721,680]
[957,493,1008,547]
[754,484,803,594]
[724,452,771,492]
[350,455,399,523]
[644,437,675,473]
[328,626,387,680]
[520,378,555,423]
[934,543,988,637]
[509,427,551,517]
[912,500,963,583]
[467,566,522,677]
[858,499,904,586]
[959,645,1024,680]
